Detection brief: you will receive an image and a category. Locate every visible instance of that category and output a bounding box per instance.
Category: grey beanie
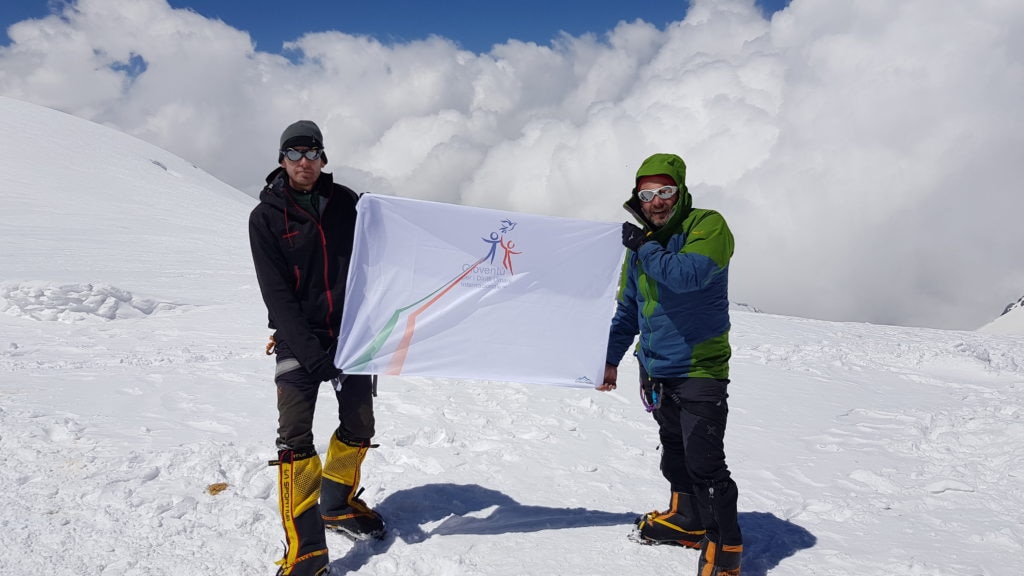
[278,120,327,162]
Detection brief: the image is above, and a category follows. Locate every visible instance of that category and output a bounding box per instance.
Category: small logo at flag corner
[574,375,594,385]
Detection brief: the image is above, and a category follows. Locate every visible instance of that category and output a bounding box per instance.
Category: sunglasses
[281,148,324,162]
[637,185,678,202]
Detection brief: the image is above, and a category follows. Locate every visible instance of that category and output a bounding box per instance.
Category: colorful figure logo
[482,221,521,274]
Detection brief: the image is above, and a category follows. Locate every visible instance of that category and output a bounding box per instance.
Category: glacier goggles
[637,185,678,202]
[281,148,324,162]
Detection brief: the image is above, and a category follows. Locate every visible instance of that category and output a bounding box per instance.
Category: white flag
[335,194,623,388]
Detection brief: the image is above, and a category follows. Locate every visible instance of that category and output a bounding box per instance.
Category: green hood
[624,153,693,244]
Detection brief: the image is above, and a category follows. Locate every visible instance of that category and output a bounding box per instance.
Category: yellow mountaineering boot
[698,539,743,576]
[320,432,385,540]
[634,491,707,548]
[271,449,329,576]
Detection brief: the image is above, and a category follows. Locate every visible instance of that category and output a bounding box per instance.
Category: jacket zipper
[284,193,335,337]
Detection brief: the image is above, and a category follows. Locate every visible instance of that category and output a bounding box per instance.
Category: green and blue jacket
[606,154,734,379]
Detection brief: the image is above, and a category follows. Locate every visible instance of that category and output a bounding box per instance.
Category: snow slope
[2,96,1023,575]
[979,296,1024,336]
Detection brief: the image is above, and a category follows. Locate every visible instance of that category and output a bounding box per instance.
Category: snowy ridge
[2,96,1024,575]
[731,301,762,313]
[978,294,1024,335]
[0,96,255,305]
[1001,295,1024,317]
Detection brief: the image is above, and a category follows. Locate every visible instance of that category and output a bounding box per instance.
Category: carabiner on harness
[641,378,663,412]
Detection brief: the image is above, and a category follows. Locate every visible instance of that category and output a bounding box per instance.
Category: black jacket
[248,167,360,381]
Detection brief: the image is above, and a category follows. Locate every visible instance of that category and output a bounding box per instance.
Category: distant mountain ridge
[1001,294,1024,316]
[978,293,1024,336]
[730,301,761,313]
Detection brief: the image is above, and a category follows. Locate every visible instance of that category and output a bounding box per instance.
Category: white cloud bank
[1,0,1022,330]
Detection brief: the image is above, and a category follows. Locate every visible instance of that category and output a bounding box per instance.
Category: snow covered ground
[2,96,1023,575]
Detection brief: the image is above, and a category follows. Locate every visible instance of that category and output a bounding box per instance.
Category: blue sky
[1,0,790,54]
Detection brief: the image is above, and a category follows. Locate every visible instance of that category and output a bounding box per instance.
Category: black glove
[313,361,342,383]
[621,222,651,251]
[312,342,343,382]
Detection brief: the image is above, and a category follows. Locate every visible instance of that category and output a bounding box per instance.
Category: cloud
[1,0,1022,330]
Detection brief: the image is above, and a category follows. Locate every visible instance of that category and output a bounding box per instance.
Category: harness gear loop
[642,376,663,413]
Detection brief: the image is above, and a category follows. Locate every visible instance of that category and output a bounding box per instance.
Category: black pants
[275,341,375,451]
[642,365,742,547]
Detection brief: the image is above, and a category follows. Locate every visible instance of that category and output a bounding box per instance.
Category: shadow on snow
[328,483,816,575]
[329,482,636,574]
[738,511,817,576]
